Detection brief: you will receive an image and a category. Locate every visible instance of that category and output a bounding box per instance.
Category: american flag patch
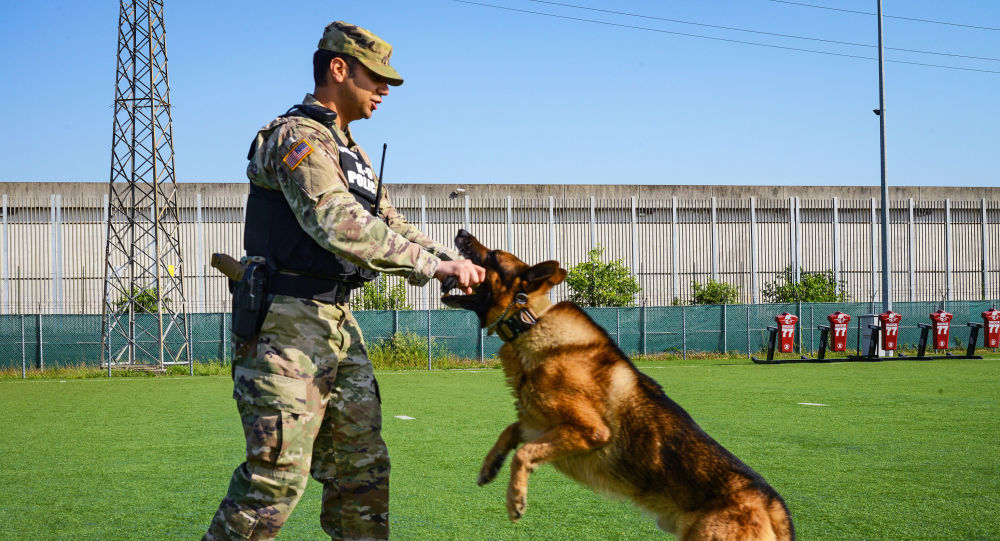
[282,139,314,171]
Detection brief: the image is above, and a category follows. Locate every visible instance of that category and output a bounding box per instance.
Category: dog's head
[441,229,566,328]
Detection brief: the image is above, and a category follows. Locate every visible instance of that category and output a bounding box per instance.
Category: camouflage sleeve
[375,188,463,261]
[263,119,439,286]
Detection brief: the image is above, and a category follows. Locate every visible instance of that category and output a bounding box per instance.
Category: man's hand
[435,259,485,294]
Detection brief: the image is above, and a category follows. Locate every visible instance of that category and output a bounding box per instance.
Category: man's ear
[522,261,566,291]
[329,57,350,84]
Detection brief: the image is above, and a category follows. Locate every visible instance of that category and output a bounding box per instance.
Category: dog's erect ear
[522,261,567,292]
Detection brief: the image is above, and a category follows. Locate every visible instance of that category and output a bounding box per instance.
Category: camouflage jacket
[246,94,459,286]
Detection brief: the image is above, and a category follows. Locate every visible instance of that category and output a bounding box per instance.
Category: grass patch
[1,360,998,539]
[0,360,233,380]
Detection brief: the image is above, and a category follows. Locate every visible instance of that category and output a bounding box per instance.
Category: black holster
[231,262,271,341]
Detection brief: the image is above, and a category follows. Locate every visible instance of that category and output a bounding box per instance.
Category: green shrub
[367,331,502,370]
[763,267,849,303]
[351,274,411,311]
[113,286,170,313]
[368,331,443,370]
[565,246,641,307]
[690,278,741,305]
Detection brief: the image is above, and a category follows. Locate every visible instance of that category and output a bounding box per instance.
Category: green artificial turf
[1,359,998,540]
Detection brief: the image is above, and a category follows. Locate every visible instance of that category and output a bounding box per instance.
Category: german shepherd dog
[441,230,794,540]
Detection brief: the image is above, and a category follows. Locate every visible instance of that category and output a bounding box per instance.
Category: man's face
[342,63,390,122]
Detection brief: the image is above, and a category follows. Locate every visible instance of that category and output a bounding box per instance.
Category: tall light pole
[876,0,892,313]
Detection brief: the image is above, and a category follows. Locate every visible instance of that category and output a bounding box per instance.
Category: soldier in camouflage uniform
[204,21,485,541]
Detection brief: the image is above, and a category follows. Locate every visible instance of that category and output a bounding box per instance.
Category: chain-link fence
[0,313,230,372]
[3,300,997,376]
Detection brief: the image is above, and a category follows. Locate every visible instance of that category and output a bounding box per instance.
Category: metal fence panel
[3,189,1000,314]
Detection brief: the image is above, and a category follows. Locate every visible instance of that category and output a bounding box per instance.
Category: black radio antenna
[373,143,387,216]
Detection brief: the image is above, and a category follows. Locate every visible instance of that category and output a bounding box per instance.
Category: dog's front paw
[476,470,494,486]
[506,485,526,522]
[478,452,508,486]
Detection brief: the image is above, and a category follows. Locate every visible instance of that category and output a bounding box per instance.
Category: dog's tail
[767,497,795,541]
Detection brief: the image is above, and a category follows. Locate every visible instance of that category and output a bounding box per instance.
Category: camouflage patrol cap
[318,21,403,86]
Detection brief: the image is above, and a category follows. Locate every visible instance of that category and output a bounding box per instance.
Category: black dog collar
[494,306,539,342]
[486,292,540,342]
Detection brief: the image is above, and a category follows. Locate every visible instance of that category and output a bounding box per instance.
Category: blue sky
[0,0,997,186]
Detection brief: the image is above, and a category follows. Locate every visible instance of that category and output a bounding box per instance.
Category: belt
[268,272,356,304]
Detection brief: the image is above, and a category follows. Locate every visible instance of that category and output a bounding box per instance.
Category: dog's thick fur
[441,230,794,540]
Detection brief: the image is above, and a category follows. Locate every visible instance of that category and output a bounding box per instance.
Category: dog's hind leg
[478,422,522,486]
[681,504,778,541]
[506,420,611,522]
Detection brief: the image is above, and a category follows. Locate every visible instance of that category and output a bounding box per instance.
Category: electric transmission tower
[102,0,190,372]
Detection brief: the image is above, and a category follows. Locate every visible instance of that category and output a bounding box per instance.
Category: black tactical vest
[243,103,380,285]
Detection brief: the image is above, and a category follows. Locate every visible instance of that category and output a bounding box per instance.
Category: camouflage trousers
[205,295,389,541]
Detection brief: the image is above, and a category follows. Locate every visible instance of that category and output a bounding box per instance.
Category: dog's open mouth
[441,229,487,307]
[440,281,479,304]
[441,280,461,297]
